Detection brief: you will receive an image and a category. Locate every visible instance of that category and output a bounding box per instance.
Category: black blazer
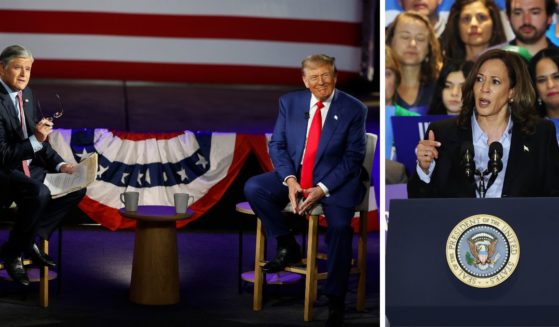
[408,117,559,198]
[0,86,63,175]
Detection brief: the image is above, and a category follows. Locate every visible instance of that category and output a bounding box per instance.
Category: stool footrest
[242,271,302,284]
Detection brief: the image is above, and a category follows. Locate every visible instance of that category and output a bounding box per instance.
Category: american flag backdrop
[48,129,378,232]
[0,0,364,85]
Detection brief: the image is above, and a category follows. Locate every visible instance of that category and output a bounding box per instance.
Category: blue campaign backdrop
[392,115,451,177]
[386,0,506,23]
[550,118,559,143]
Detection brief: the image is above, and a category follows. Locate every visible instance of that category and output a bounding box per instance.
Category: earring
[537,98,543,106]
[508,98,514,104]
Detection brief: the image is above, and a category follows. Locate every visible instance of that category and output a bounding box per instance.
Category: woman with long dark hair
[440,0,507,62]
[428,60,474,115]
[529,48,559,118]
[408,49,559,198]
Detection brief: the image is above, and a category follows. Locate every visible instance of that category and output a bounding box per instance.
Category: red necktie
[300,101,324,190]
[17,91,30,177]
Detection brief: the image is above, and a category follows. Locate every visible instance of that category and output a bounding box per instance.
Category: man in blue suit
[244,54,367,326]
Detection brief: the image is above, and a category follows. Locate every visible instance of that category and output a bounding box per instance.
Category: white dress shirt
[416,113,513,198]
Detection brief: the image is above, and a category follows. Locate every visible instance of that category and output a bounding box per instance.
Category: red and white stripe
[0,1,363,84]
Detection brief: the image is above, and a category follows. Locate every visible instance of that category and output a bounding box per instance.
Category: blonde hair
[301,54,337,76]
[386,47,401,87]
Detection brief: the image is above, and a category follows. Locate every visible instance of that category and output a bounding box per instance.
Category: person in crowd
[386,47,418,184]
[440,0,507,62]
[386,11,443,113]
[244,54,367,326]
[506,0,557,55]
[428,60,474,115]
[0,45,86,285]
[408,49,559,198]
[530,48,559,119]
[545,0,559,45]
[398,0,448,36]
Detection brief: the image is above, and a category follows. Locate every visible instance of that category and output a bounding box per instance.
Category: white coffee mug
[174,193,194,214]
[120,191,139,212]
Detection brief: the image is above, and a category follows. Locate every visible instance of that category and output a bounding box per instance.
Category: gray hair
[0,45,34,67]
[301,54,337,76]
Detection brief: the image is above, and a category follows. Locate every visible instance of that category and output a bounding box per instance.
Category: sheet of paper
[43,153,98,198]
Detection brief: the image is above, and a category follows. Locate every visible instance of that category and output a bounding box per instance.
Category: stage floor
[0,226,379,326]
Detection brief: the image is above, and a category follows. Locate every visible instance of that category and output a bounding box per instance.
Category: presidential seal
[446,214,520,288]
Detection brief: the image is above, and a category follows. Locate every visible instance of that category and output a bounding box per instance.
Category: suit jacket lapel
[502,125,525,195]
[294,92,312,164]
[315,91,340,164]
[0,88,22,138]
[21,89,34,132]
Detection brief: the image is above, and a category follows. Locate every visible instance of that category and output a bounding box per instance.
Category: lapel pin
[334,115,338,120]
[523,145,529,152]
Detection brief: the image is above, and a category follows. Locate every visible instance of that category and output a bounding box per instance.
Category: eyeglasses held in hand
[38,93,65,121]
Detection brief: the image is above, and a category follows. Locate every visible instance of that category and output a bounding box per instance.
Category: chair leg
[253,218,265,311]
[39,239,49,308]
[238,219,244,294]
[304,214,319,322]
[57,226,62,295]
[356,211,367,312]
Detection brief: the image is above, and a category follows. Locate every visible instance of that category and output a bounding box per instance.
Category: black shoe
[29,243,56,268]
[262,244,302,273]
[2,256,30,286]
[325,297,345,327]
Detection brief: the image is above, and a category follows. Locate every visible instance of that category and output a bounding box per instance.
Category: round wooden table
[120,205,192,305]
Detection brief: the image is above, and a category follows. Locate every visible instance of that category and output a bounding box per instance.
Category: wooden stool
[0,239,55,307]
[236,202,302,294]
[242,132,377,321]
[0,202,56,308]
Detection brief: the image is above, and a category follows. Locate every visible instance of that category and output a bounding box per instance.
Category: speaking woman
[408,49,559,198]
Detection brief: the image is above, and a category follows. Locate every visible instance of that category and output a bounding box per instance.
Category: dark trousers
[4,167,86,256]
[244,172,355,298]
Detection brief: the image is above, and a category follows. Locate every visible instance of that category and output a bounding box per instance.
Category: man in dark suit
[244,54,367,326]
[0,45,86,285]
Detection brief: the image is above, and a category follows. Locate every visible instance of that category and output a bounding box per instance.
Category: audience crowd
[386,0,559,184]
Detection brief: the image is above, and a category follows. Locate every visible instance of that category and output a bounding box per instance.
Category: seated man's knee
[244,175,265,200]
[25,181,49,201]
[39,185,51,199]
[73,188,87,200]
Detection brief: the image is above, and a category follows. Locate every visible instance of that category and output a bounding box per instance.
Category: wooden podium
[387,198,559,326]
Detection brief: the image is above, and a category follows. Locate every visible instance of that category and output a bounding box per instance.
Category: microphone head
[488,141,503,174]
[304,112,309,119]
[461,142,475,179]
[488,141,503,157]
[461,142,474,158]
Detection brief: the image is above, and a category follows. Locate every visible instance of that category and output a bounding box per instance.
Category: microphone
[460,142,476,179]
[304,112,309,120]
[488,141,503,176]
